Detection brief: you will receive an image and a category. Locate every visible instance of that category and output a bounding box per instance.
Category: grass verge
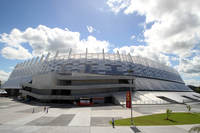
[110,112,200,126]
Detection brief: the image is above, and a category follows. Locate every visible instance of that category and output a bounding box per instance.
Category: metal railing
[120,99,169,105]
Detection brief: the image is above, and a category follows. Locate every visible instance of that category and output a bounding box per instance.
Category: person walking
[112,118,115,128]
[46,107,48,114]
[44,106,46,112]
[32,108,34,113]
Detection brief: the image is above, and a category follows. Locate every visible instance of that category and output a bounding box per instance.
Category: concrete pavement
[0,97,200,133]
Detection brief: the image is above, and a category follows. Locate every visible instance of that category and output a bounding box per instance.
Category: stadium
[2,49,200,104]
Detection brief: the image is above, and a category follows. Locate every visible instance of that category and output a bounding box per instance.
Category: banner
[126,91,132,108]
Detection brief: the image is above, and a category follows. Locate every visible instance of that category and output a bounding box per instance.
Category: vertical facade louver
[3,50,191,92]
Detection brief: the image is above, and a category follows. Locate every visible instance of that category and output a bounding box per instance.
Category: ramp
[182,95,200,102]
[157,96,179,103]
[193,95,200,99]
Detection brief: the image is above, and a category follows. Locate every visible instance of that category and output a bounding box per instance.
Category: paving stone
[17,107,43,113]
[0,103,24,109]
[26,117,55,126]
[91,106,123,110]
[138,126,188,133]
[48,114,75,126]
[91,117,121,126]
[0,102,13,106]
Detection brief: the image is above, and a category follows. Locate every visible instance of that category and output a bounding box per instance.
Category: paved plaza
[0,97,200,133]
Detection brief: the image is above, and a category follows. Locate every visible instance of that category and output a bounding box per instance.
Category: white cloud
[106,0,130,14]
[171,56,179,61]
[0,25,110,59]
[9,66,14,70]
[130,35,135,40]
[0,28,25,46]
[177,56,200,76]
[184,79,200,87]
[113,45,171,66]
[174,55,200,86]
[1,45,32,60]
[79,36,109,53]
[0,70,10,82]
[107,0,200,85]
[138,22,146,30]
[107,0,200,58]
[86,25,96,33]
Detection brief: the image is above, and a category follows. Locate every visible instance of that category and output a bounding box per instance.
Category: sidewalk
[91,124,199,133]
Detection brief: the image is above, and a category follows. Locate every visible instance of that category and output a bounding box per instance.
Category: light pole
[128,70,134,126]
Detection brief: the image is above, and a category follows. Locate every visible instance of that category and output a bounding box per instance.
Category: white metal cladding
[3,52,188,91]
[7,53,182,81]
[134,77,191,91]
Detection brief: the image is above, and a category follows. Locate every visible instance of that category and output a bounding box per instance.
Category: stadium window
[119,79,129,84]
[57,80,71,86]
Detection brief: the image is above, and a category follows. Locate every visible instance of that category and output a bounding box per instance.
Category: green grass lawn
[111,112,200,126]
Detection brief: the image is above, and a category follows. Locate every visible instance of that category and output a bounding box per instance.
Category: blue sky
[0,0,145,70]
[0,0,200,86]
[0,0,144,43]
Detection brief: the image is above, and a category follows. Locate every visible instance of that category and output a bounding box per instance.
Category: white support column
[141,57,145,66]
[29,58,35,66]
[18,63,22,68]
[21,61,27,76]
[24,60,29,67]
[144,58,149,67]
[39,55,45,63]
[41,52,51,73]
[108,53,110,60]
[117,50,121,61]
[85,48,88,61]
[16,63,20,69]
[125,54,129,63]
[25,59,32,76]
[30,58,37,75]
[35,55,44,74]
[32,56,39,74]
[52,51,59,72]
[21,61,26,67]
[61,48,72,73]
[24,60,30,76]
[35,57,39,64]
[45,52,51,72]
[26,60,30,67]
[54,51,59,64]
[46,52,51,60]
[128,53,133,63]
[68,48,72,59]
[143,57,148,66]
[54,50,59,59]
[26,58,33,75]
[102,48,105,61]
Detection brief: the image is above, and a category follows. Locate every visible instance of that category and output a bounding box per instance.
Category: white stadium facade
[2,49,200,104]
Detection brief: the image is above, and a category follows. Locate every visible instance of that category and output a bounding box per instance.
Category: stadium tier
[2,50,194,103]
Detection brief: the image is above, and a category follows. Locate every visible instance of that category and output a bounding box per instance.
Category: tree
[166,109,172,120]
[189,125,200,133]
[188,85,200,93]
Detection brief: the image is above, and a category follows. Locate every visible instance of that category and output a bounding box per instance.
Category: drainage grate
[130,126,142,133]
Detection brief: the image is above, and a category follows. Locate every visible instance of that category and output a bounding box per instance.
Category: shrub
[186,105,191,112]
[166,109,172,120]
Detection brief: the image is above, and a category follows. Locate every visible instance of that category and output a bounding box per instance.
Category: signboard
[78,98,93,106]
[126,91,132,108]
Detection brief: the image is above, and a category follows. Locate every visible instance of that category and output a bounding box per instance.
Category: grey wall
[32,72,57,89]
